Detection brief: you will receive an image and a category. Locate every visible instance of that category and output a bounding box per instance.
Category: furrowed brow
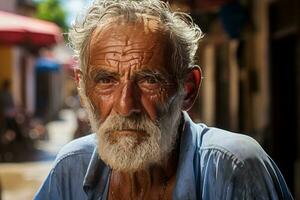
[88,67,120,80]
[136,69,162,77]
[135,69,172,81]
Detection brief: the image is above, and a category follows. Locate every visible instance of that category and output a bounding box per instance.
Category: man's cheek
[90,95,114,123]
[141,94,170,122]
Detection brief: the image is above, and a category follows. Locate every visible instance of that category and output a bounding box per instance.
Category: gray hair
[68,0,203,85]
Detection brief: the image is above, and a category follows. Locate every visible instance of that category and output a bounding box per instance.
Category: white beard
[79,82,184,172]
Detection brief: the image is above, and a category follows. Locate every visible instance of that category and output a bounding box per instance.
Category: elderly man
[35,0,293,199]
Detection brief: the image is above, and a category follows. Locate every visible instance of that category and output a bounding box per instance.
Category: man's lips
[107,129,149,145]
[109,129,148,137]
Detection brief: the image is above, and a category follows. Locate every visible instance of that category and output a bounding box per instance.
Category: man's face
[87,18,178,123]
[83,17,184,171]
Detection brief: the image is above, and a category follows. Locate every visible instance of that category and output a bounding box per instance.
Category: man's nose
[114,81,141,116]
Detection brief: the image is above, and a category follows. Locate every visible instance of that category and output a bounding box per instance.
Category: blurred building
[0,0,64,120]
[0,0,298,197]
[166,0,299,197]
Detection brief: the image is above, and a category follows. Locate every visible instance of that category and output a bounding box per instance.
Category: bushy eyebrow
[135,69,159,77]
[88,67,120,80]
[134,69,169,81]
[134,68,174,83]
[87,66,174,83]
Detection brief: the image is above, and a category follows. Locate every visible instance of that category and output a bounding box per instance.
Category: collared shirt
[34,112,293,200]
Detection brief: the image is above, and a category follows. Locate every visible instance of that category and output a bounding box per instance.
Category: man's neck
[108,142,180,200]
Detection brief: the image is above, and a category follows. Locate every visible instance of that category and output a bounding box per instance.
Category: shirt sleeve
[200,147,294,200]
[34,169,62,200]
[229,155,293,200]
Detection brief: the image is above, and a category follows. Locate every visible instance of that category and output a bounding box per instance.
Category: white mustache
[99,114,160,137]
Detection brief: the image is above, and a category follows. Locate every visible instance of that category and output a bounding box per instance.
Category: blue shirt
[34,112,293,200]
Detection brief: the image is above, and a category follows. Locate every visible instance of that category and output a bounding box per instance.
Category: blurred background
[0,0,299,199]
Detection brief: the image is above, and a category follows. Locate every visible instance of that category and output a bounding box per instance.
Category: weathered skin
[75,15,202,200]
[86,17,177,125]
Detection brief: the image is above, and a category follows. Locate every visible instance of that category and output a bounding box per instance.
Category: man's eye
[144,77,159,84]
[138,76,162,91]
[95,76,116,84]
[99,78,112,83]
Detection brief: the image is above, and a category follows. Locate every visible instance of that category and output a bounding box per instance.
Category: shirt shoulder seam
[53,151,94,171]
[200,145,245,168]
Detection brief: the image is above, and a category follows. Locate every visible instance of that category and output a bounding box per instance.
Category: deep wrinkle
[91,45,155,75]
[86,19,178,122]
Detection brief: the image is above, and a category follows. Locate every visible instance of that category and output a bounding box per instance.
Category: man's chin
[98,135,162,172]
[98,150,160,172]
[107,130,149,146]
[108,135,142,149]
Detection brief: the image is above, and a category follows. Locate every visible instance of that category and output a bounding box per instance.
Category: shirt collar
[172,111,201,199]
[83,147,111,199]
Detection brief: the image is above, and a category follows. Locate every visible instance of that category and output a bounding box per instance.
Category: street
[0,109,77,200]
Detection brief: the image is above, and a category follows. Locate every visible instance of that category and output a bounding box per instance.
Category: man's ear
[74,68,82,88]
[182,66,202,111]
[74,68,86,106]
